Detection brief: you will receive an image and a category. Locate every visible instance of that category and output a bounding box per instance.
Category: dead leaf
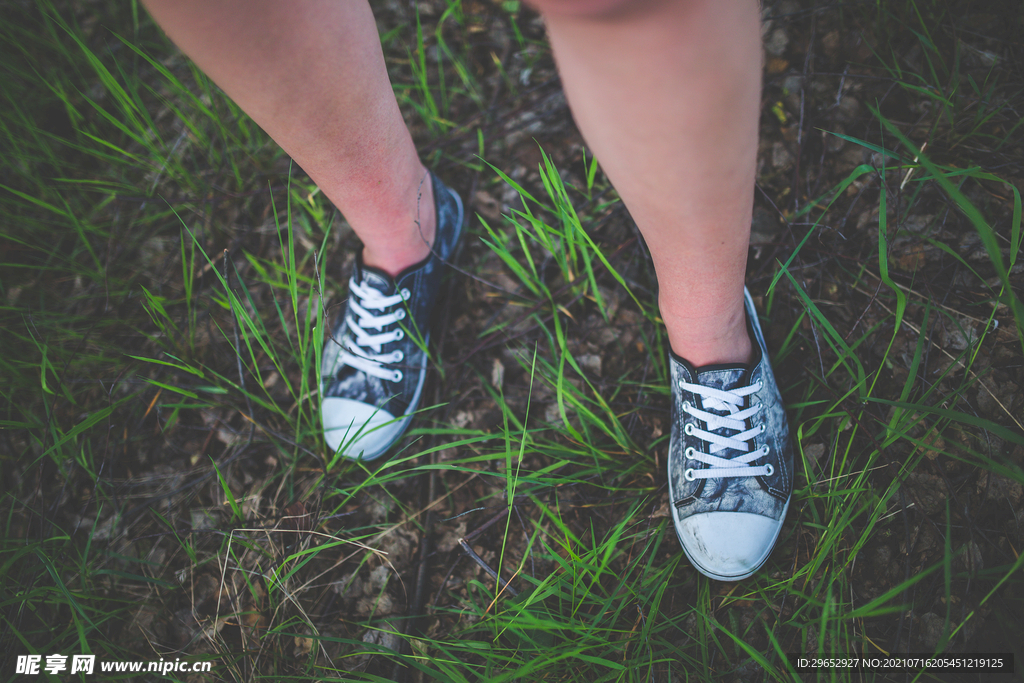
[918,432,945,460]
[649,501,669,519]
[976,470,1024,505]
[293,635,313,656]
[897,244,927,271]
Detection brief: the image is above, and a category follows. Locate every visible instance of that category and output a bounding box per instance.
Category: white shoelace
[336,279,411,383]
[679,379,773,481]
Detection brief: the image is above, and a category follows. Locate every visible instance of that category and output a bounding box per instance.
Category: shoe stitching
[754,369,791,500]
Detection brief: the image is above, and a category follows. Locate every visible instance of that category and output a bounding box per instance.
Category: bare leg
[141,0,434,278]
[531,0,761,366]
[145,0,760,363]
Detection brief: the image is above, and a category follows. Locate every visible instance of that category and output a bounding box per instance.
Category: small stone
[772,142,794,171]
[765,28,790,57]
[491,358,505,389]
[871,545,897,583]
[334,571,367,598]
[941,320,977,351]
[840,146,870,172]
[954,541,983,575]
[903,214,934,233]
[825,127,846,153]
[190,509,218,532]
[917,612,945,649]
[977,470,1023,506]
[451,410,473,429]
[836,95,861,123]
[474,190,502,222]
[435,520,467,553]
[905,472,946,515]
[363,623,401,652]
[577,353,602,376]
[750,206,780,245]
[896,244,927,272]
[379,527,418,567]
[804,443,825,469]
[977,380,1018,419]
[821,30,840,59]
[595,326,619,347]
[217,427,239,446]
[192,573,220,606]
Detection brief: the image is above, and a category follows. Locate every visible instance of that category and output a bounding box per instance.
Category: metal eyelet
[759,423,766,434]
[757,401,764,412]
[764,463,774,476]
[684,446,696,459]
[684,468,696,482]
[684,423,694,435]
[756,380,764,391]
[391,371,403,382]
[394,329,404,340]
[401,288,411,300]
[681,401,691,412]
[762,444,771,456]
[393,351,404,362]
[396,309,406,320]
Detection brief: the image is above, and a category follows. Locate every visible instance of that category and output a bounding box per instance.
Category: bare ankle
[663,302,754,367]
[361,171,436,277]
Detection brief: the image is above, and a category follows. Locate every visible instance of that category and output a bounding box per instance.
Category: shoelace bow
[336,278,411,383]
[679,379,773,481]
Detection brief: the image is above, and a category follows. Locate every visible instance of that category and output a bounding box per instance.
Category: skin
[141,0,437,277]
[142,0,761,366]
[534,0,761,366]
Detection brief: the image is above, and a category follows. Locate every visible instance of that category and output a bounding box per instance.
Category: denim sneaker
[667,287,793,581]
[320,172,463,460]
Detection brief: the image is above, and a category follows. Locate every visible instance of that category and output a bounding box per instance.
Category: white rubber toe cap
[322,398,406,461]
[676,511,782,581]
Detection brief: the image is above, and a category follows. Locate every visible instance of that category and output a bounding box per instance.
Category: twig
[899,141,928,191]
[458,538,519,597]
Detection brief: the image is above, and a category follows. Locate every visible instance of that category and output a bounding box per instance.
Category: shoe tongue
[354,261,397,295]
[694,363,751,434]
[694,363,749,394]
